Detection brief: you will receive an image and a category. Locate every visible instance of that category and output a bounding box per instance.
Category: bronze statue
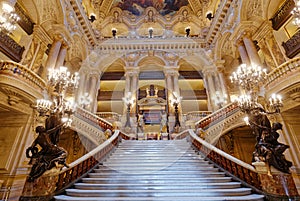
[26,123,68,182]
[248,105,292,174]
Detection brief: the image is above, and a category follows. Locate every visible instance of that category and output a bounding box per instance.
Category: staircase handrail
[76,107,113,131]
[96,112,122,122]
[184,111,211,121]
[195,102,239,129]
[188,129,262,191]
[55,130,121,193]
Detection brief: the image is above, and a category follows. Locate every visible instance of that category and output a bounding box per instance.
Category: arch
[20,0,39,24]
[137,55,166,67]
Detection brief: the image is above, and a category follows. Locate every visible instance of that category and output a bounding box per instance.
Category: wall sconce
[88,14,96,23]
[148,27,153,38]
[185,26,190,37]
[112,28,117,38]
[206,11,214,21]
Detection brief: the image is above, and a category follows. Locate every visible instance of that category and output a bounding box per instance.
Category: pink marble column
[55,43,68,69]
[45,37,62,69]
[243,35,261,65]
[237,41,251,65]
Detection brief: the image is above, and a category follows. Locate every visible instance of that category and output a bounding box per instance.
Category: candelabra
[0,2,20,34]
[79,92,92,109]
[213,91,227,109]
[171,92,182,130]
[123,92,134,128]
[292,0,300,27]
[230,63,292,174]
[27,66,79,181]
[34,66,79,125]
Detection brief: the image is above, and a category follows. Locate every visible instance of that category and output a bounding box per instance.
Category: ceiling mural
[112,0,189,16]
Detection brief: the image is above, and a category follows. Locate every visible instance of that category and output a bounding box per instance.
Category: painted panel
[113,0,189,16]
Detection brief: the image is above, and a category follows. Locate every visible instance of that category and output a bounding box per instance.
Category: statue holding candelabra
[230,63,292,174]
[26,66,79,182]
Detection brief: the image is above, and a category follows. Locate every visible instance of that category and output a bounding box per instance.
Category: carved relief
[41,0,59,23]
[259,40,276,70]
[246,0,262,19]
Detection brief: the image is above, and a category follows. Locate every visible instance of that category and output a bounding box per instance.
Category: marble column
[88,72,101,113]
[204,68,217,111]
[131,71,139,114]
[173,71,180,96]
[55,43,68,69]
[216,61,229,104]
[237,41,250,65]
[243,35,261,65]
[76,69,88,103]
[44,36,62,69]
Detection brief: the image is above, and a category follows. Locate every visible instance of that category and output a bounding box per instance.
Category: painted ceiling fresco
[112,0,189,16]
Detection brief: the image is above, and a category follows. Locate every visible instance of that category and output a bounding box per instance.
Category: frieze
[15,2,35,35]
[282,29,300,59]
[0,33,24,62]
[270,0,294,31]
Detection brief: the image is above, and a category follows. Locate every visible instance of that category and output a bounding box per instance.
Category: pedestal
[252,162,299,198]
[161,133,169,140]
[137,133,144,140]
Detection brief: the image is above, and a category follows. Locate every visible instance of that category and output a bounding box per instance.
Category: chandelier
[292,0,300,26]
[0,2,20,34]
[230,63,281,112]
[34,66,79,125]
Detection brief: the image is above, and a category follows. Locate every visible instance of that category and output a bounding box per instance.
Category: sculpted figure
[26,123,68,182]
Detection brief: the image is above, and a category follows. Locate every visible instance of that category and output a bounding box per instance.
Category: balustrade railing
[188,129,262,191]
[76,107,113,131]
[265,56,300,87]
[195,103,239,130]
[55,130,121,192]
[96,112,122,123]
[0,60,46,93]
[184,111,211,122]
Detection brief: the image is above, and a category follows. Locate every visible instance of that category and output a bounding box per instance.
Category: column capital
[125,67,139,77]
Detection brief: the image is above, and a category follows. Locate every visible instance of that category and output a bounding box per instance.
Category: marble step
[88,172,225,179]
[81,177,233,184]
[55,140,264,201]
[55,194,265,201]
[87,171,226,177]
[74,182,242,190]
[102,162,213,167]
[64,188,253,197]
[94,166,220,172]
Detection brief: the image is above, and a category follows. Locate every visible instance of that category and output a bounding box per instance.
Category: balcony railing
[0,60,46,99]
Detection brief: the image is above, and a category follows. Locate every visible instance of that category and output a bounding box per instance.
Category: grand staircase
[55,140,264,201]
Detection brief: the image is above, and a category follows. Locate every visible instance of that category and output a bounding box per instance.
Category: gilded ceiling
[112,0,189,16]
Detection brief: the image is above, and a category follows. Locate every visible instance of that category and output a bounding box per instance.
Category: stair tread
[55,194,264,201]
[56,140,264,200]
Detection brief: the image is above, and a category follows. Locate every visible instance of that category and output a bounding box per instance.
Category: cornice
[70,0,97,46]
[205,0,234,45]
